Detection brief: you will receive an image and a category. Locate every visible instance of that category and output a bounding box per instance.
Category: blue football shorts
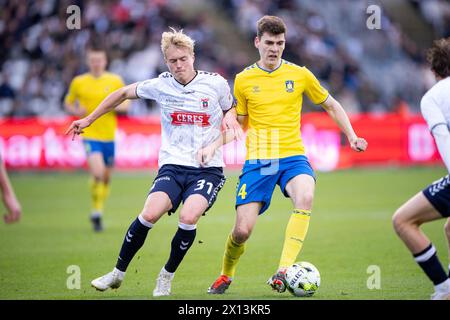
[422,174,450,217]
[235,155,315,215]
[83,139,115,167]
[149,164,226,215]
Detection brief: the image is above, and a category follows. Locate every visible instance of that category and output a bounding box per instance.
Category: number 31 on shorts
[238,183,247,199]
[195,179,214,195]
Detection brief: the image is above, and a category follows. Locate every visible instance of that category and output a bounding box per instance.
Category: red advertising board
[0,113,442,171]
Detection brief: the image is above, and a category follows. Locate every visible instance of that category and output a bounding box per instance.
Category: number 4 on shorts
[238,183,247,199]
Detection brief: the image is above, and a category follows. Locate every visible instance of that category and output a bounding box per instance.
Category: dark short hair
[86,45,106,54]
[85,44,108,63]
[256,15,287,38]
[427,38,450,78]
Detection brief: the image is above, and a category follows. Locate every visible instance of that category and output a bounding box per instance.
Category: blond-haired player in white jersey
[393,38,450,300]
[66,28,241,297]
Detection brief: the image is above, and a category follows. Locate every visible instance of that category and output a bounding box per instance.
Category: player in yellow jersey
[65,47,128,231]
[207,15,368,294]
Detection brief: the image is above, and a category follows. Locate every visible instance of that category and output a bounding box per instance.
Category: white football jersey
[421,76,450,172]
[136,71,233,168]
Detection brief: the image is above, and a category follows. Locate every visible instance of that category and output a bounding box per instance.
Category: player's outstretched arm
[321,95,368,152]
[65,83,139,140]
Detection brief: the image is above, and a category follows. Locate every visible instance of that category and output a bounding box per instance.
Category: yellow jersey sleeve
[64,77,79,105]
[234,77,248,116]
[64,73,125,141]
[303,67,329,105]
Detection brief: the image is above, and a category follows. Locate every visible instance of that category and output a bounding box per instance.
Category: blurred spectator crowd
[0,0,448,118]
[410,0,450,38]
[221,0,449,114]
[0,0,242,117]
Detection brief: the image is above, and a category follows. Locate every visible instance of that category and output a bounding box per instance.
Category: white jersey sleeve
[216,76,233,112]
[421,94,447,132]
[136,78,160,100]
[420,79,450,173]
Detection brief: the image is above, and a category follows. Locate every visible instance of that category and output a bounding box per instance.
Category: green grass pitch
[0,166,448,300]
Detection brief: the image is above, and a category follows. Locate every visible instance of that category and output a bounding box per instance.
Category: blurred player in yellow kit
[65,47,128,231]
[208,16,368,294]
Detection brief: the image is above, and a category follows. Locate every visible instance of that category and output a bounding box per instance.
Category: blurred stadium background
[1,0,449,170]
[0,0,449,300]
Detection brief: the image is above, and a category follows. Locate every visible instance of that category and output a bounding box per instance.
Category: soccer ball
[285,261,320,297]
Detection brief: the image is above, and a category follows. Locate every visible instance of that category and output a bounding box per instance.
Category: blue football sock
[116,215,153,272]
[164,223,197,273]
[413,244,448,285]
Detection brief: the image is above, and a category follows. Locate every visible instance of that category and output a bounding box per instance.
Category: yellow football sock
[90,179,105,213]
[278,209,311,269]
[221,234,245,279]
[102,182,110,204]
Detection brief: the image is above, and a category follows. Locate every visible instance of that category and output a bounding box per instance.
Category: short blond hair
[161,27,195,59]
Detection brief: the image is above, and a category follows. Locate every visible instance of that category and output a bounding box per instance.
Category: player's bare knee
[140,210,160,224]
[232,233,249,244]
[293,192,314,210]
[93,174,103,183]
[392,210,402,231]
[444,219,450,238]
[232,227,251,243]
[179,203,205,225]
[179,214,200,226]
[392,209,412,235]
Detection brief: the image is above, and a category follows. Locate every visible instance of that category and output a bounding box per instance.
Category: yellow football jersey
[234,60,329,160]
[65,72,125,141]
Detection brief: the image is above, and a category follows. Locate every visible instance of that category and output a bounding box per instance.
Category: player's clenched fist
[350,137,368,152]
[196,145,216,167]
